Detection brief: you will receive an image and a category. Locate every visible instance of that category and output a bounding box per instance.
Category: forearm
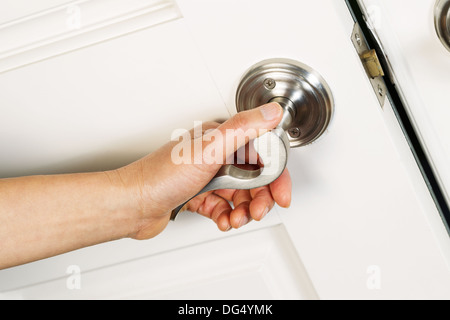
[0,171,139,269]
[0,104,287,269]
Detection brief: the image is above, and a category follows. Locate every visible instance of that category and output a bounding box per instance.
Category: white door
[1,0,450,300]
[359,0,450,222]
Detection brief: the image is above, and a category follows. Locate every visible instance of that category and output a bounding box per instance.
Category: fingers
[187,189,254,231]
[249,186,275,221]
[269,168,292,208]
[191,189,253,230]
[203,103,283,163]
[188,169,292,231]
[229,190,252,229]
[186,147,291,233]
[187,192,232,231]
[215,189,260,228]
[214,189,236,202]
[247,169,292,221]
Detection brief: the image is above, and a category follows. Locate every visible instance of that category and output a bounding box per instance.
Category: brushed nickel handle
[170,127,290,221]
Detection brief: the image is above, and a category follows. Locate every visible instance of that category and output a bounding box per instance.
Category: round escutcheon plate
[236,58,334,148]
[435,0,450,52]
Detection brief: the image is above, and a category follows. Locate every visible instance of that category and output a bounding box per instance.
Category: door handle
[170,127,290,220]
[435,0,450,52]
[171,58,334,221]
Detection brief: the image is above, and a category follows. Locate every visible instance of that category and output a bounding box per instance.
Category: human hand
[114,103,292,239]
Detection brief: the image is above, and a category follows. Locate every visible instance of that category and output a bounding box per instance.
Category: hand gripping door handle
[170,58,335,221]
[170,127,290,220]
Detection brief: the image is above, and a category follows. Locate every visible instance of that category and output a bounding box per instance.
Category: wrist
[102,168,144,239]
[105,165,171,240]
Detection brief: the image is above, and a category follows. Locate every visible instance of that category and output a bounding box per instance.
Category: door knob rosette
[435,0,450,52]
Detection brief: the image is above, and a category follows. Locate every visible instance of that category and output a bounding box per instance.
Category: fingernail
[261,207,269,219]
[260,103,282,121]
[239,215,249,228]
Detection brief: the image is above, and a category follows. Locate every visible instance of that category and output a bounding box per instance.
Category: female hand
[116,102,292,239]
[0,102,291,269]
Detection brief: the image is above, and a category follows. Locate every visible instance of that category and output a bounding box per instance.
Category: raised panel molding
[0,0,182,74]
[0,226,319,300]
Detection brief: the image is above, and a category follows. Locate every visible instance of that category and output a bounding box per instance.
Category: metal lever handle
[170,127,290,221]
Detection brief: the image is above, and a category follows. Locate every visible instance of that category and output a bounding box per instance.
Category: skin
[0,103,291,270]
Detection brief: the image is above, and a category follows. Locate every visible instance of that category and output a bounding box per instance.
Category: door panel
[0,0,182,74]
[1,0,450,300]
[1,226,318,300]
[0,17,229,177]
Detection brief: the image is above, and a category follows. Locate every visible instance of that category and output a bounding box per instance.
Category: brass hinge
[351,22,387,108]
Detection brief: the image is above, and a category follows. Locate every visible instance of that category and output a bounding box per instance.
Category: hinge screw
[378,84,384,97]
[355,33,362,46]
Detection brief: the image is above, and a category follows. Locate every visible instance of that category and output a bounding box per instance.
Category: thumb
[203,102,283,162]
